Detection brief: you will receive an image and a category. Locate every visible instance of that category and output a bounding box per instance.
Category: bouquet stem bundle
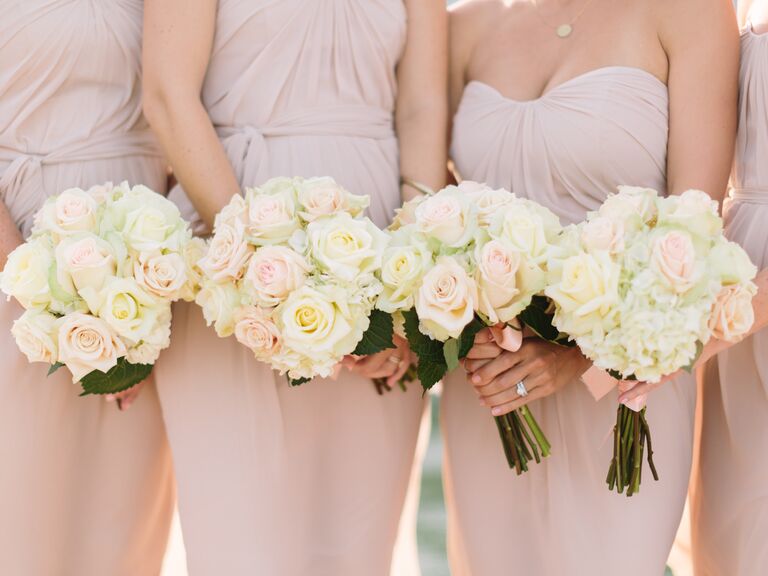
[606,405,658,496]
[494,406,551,474]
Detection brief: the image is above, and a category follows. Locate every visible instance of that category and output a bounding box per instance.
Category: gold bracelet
[400,177,436,196]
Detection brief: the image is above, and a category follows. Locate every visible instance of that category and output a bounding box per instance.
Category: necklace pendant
[556,24,573,38]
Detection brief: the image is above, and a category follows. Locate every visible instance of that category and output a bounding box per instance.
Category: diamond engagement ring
[516,380,529,397]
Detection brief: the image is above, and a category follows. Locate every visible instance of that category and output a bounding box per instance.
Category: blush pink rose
[709,284,755,342]
[245,246,310,307]
[651,231,697,293]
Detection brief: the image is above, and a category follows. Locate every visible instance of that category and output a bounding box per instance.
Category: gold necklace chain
[531,0,598,38]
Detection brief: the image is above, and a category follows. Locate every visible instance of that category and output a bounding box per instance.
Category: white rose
[709,283,756,342]
[234,306,281,359]
[57,312,127,382]
[214,194,248,229]
[600,186,659,230]
[33,188,97,237]
[81,277,166,344]
[277,284,365,364]
[11,309,59,364]
[415,188,477,247]
[708,239,758,286]
[307,213,389,281]
[124,312,171,365]
[390,195,426,231]
[297,177,369,221]
[378,235,433,313]
[178,237,208,302]
[475,240,544,324]
[650,230,699,293]
[102,186,186,252]
[0,237,53,308]
[546,251,620,337]
[580,216,625,254]
[134,251,188,300]
[198,222,253,282]
[464,183,515,226]
[490,200,560,264]
[244,246,310,307]
[55,234,116,294]
[415,257,478,341]
[658,189,722,238]
[244,181,300,245]
[196,281,242,337]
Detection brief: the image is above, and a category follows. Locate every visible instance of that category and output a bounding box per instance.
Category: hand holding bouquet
[196,176,394,384]
[380,181,564,474]
[1,182,202,395]
[546,186,758,495]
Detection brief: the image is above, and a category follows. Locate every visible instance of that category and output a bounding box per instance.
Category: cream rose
[55,234,116,293]
[178,237,208,302]
[599,186,658,229]
[709,284,756,342]
[125,313,171,365]
[57,312,126,382]
[546,251,620,337]
[651,230,698,293]
[134,252,188,299]
[307,213,389,281]
[466,184,515,226]
[708,239,758,286]
[199,222,253,282]
[378,237,433,313]
[490,201,558,264]
[415,257,478,341]
[277,285,363,362]
[234,306,282,359]
[244,184,300,245]
[297,177,369,221]
[244,246,310,307]
[390,195,426,231]
[475,240,529,324]
[0,237,53,308]
[658,189,722,238]
[581,216,625,254]
[11,309,59,364]
[415,189,477,247]
[214,194,248,229]
[33,188,97,237]
[196,281,242,337]
[81,277,166,344]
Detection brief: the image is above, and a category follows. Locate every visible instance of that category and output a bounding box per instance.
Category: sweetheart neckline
[465,66,668,105]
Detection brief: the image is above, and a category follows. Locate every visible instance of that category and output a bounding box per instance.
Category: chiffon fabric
[154,2,426,574]
[446,67,696,575]
[0,2,173,575]
[692,24,768,575]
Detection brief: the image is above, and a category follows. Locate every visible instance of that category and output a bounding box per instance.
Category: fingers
[475,362,535,400]
[618,380,662,404]
[466,351,524,387]
[108,381,146,412]
[387,353,411,387]
[472,328,495,345]
[490,386,547,416]
[465,342,503,360]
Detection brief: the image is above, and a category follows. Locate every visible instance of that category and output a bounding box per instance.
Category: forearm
[144,94,240,231]
[397,103,448,200]
[0,202,22,268]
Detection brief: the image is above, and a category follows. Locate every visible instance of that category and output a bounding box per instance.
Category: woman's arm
[143,0,240,231]
[659,0,740,201]
[0,203,22,268]
[397,0,449,200]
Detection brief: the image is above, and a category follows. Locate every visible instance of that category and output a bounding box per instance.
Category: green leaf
[458,316,487,358]
[47,362,64,376]
[443,338,460,372]
[519,296,575,347]
[403,308,448,391]
[78,358,153,396]
[353,309,395,356]
[289,377,311,387]
[684,341,705,374]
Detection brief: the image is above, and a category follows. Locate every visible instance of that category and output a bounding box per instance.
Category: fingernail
[491,407,502,416]
[471,374,481,384]
[105,395,115,402]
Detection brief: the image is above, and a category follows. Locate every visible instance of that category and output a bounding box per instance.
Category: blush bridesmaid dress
[153,2,426,574]
[0,2,174,575]
[445,67,697,575]
[691,22,768,575]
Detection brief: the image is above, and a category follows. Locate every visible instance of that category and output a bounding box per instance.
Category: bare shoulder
[651,0,738,45]
[449,0,504,51]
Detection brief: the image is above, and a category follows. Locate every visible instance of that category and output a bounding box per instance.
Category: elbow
[142,79,173,132]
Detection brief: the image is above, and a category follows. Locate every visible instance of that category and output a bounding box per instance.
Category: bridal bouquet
[196,176,394,384]
[546,186,757,495]
[380,181,564,473]
[1,182,202,395]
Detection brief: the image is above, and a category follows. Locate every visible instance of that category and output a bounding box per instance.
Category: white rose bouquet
[546,186,758,495]
[196,176,394,384]
[1,182,202,395]
[380,181,564,474]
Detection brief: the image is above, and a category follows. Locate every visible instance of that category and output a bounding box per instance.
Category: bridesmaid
[143,1,447,574]
[446,0,738,574]
[0,2,174,575]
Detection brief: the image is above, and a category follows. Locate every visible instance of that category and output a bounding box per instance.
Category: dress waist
[729,187,768,205]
